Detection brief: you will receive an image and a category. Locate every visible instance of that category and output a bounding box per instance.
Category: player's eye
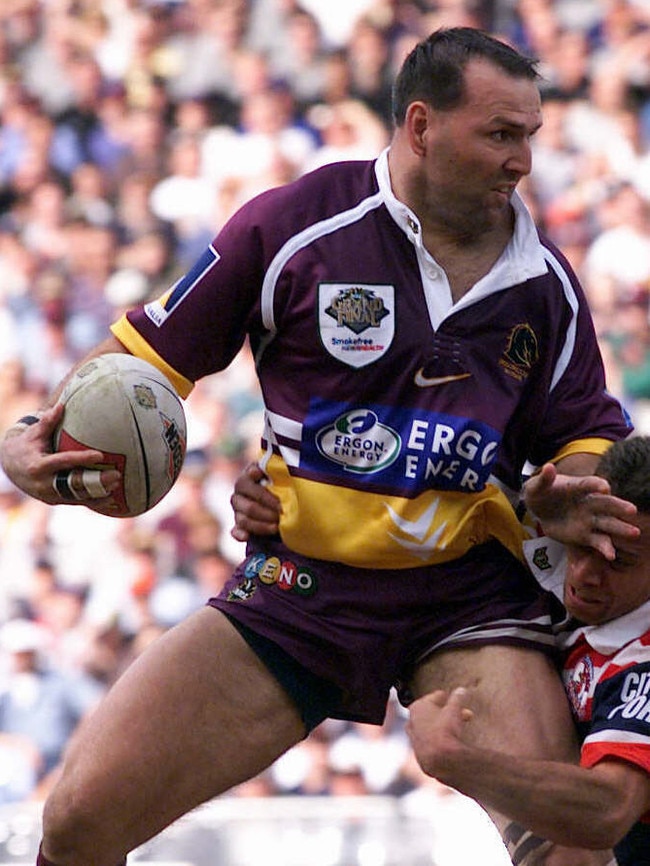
[611,550,635,570]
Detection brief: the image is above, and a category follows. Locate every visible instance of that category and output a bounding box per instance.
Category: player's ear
[404,101,430,157]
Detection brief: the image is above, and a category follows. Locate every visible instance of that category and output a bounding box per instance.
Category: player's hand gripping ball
[53,353,187,517]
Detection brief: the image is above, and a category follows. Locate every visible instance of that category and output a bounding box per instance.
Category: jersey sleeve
[526,255,632,467]
[111,191,281,389]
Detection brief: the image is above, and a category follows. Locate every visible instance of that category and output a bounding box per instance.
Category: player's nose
[505,139,532,177]
[567,548,604,586]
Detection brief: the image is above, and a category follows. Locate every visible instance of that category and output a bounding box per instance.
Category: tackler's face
[418,58,542,236]
[564,512,650,625]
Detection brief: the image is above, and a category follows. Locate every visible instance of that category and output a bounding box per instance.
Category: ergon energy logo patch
[302,398,502,494]
[315,409,401,474]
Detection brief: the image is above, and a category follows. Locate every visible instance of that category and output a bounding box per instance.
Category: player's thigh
[412,646,616,866]
[411,644,579,760]
[46,606,306,852]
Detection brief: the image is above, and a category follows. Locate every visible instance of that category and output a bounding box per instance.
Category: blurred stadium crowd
[0,0,650,825]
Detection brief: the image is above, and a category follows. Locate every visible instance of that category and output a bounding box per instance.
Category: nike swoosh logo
[414,370,471,387]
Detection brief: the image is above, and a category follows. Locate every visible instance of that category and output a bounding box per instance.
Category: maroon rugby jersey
[112,151,630,569]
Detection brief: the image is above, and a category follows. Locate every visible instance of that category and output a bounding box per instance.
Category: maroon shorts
[208,537,565,726]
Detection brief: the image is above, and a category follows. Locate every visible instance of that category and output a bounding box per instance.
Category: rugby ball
[53,353,187,517]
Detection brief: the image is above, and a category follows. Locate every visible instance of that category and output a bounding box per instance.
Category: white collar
[563,600,650,655]
[373,148,549,290]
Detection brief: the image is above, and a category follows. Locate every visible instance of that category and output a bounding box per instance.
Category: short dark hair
[596,436,650,512]
[392,27,540,125]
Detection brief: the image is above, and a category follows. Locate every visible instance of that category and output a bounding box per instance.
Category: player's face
[418,59,542,237]
[564,512,650,624]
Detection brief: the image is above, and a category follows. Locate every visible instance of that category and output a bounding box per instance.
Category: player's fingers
[524,462,556,498]
[52,468,103,501]
[591,513,640,539]
[447,687,473,716]
[52,467,120,502]
[429,690,449,707]
[232,515,279,538]
[39,402,64,428]
[52,467,121,502]
[448,687,469,704]
[230,525,250,543]
[244,462,267,483]
[586,502,640,560]
[230,491,280,523]
[234,464,266,497]
[586,490,637,517]
[46,449,108,470]
[235,464,282,509]
[533,462,555,488]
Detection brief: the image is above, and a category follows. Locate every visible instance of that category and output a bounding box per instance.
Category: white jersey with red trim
[561,606,650,777]
[562,609,650,861]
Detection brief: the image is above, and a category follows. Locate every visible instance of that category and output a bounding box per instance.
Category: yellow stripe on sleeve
[110,315,194,399]
[551,438,616,464]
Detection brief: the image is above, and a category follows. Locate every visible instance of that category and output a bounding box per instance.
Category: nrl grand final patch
[318,283,394,368]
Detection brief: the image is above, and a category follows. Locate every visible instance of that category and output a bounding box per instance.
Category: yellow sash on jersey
[265,454,528,570]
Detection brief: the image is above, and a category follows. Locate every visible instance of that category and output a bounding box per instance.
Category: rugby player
[408,435,650,866]
[1,27,635,866]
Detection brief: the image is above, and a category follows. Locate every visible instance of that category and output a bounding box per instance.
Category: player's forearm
[426,749,631,849]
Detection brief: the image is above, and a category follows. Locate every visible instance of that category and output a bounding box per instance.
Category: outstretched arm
[407,689,650,850]
[524,453,639,560]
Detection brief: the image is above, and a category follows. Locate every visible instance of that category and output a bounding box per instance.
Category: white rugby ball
[53,353,187,517]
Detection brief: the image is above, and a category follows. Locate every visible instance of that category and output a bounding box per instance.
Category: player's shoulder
[599,635,650,687]
[242,159,381,224]
[291,158,378,190]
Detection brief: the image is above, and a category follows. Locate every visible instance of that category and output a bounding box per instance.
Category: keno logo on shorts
[318,282,394,368]
[316,408,401,474]
[243,553,318,597]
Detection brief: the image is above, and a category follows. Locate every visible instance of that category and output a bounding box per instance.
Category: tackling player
[408,435,650,866]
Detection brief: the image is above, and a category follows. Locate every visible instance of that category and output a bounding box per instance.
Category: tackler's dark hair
[596,436,650,513]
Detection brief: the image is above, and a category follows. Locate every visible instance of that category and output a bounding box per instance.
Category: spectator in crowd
[582,182,650,316]
[112,170,172,246]
[0,618,104,797]
[346,16,394,124]
[66,161,115,228]
[148,132,217,263]
[302,98,390,173]
[267,8,329,110]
